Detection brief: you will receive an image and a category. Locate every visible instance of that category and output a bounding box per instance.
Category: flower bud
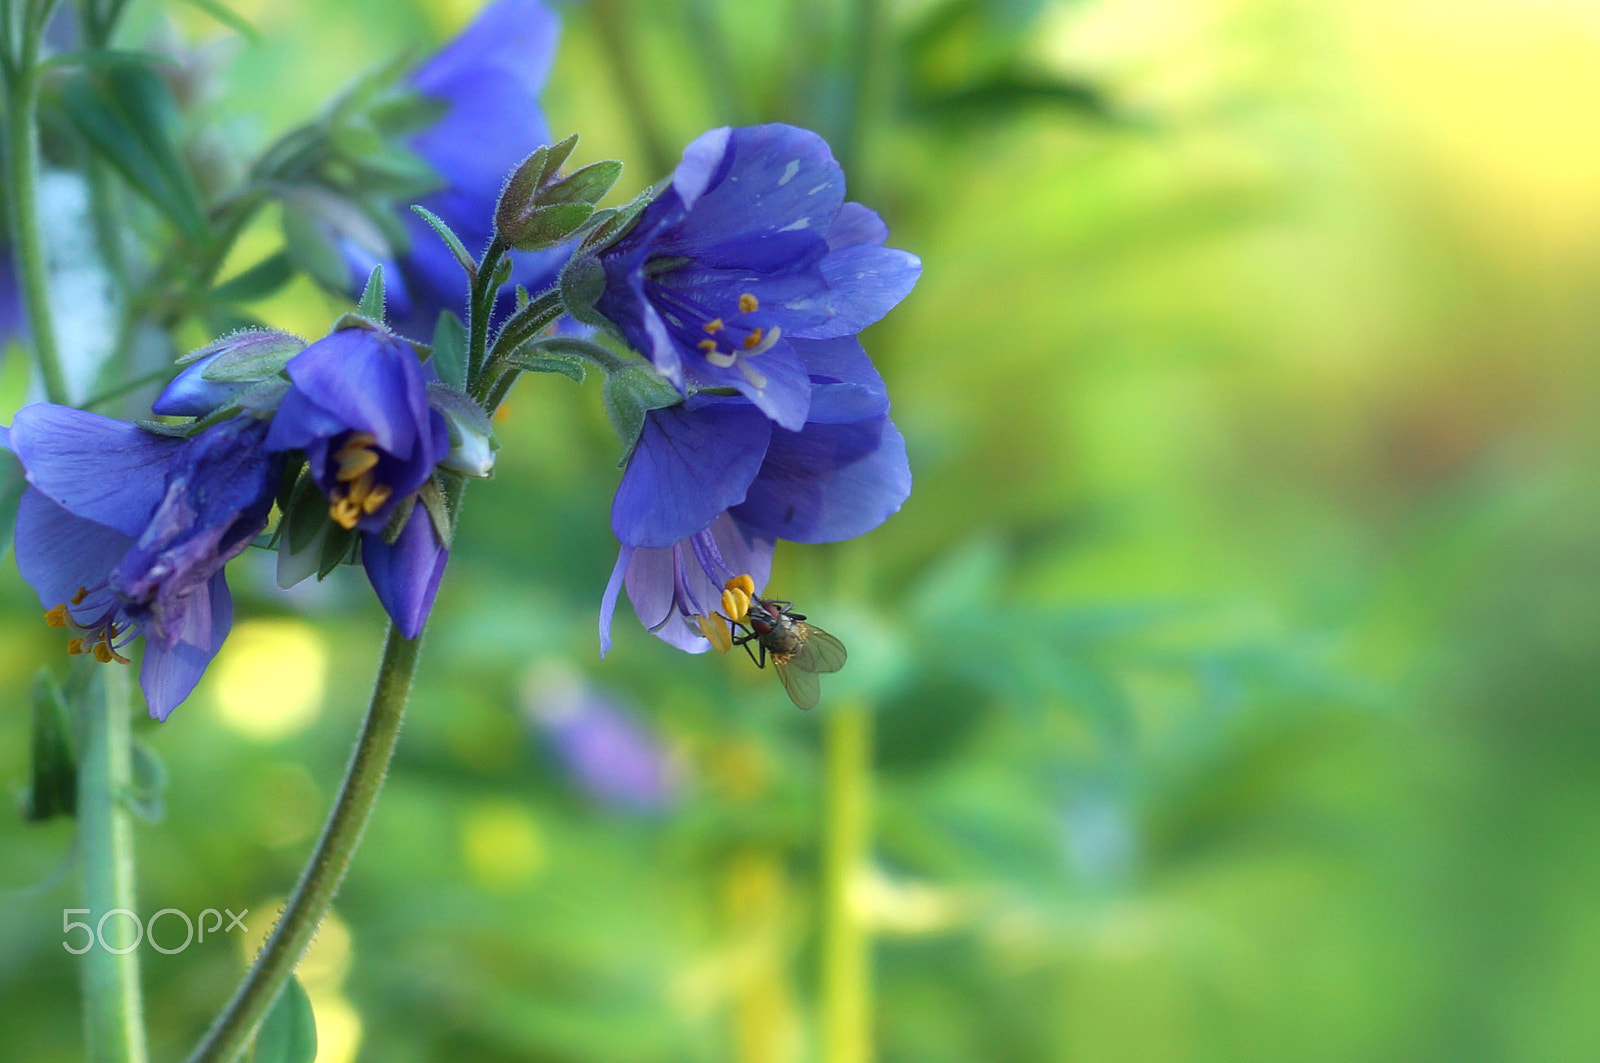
[495,134,623,252]
[153,330,306,417]
[428,384,498,478]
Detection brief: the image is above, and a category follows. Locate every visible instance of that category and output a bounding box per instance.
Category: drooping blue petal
[139,572,231,721]
[270,329,429,457]
[362,507,449,639]
[598,545,632,657]
[8,405,181,537]
[12,487,132,608]
[611,396,771,548]
[732,416,910,544]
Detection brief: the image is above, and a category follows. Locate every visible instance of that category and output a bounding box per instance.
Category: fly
[701,575,847,711]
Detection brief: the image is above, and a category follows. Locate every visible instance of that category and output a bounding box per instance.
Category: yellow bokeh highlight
[210,620,327,740]
[308,991,363,1063]
[459,800,546,892]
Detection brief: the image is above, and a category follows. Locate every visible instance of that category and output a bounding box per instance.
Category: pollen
[67,637,86,655]
[698,614,734,654]
[727,574,755,597]
[721,586,752,625]
[71,587,89,605]
[739,293,759,314]
[703,318,724,334]
[334,432,381,482]
[44,604,71,628]
[329,467,392,530]
[742,328,764,350]
[698,338,719,353]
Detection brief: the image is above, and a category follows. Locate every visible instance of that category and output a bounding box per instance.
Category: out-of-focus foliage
[6,0,1600,1061]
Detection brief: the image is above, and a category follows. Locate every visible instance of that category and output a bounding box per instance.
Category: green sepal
[355,265,385,320]
[283,472,328,556]
[316,521,357,579]
[211,252,295,304]
[603,364,683,459]
[23,671,76,823]
[490,254,513,289]
[430,311,468,392]
[558,255,608,328]
[410,205,477,280]
[124,740,168,824]
[195,334,306,382]
[59,60,209,242]
[578,179,662,254]
[380,493,417,546]
[417,476,454,547]
[252,975,318,1063]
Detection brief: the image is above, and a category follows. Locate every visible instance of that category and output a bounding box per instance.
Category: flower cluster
[1,2,917,718]
[593,128,917,655]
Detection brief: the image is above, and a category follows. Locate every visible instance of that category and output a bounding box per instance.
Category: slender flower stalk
[183,622,424,1063]
[821,700,874,1063]
[77,665,149,1063]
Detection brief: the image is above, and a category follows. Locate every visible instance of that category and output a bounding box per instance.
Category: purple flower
[592,124,921,431]
[2,409,280,719]
[344,0,566,340]
[522,666,679,812]
[599,337,910,653]
[264,325,451,638]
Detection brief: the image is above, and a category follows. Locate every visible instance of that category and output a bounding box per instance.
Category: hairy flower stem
[821,700,874,1063]
[183,620,427,1063]
[77,666,149,1063]
[466,235,509,390]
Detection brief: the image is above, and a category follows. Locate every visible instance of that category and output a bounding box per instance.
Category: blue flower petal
[826,202,889,250]
[598,544,633,656]
[276,329,429,457]
[9,405,181,537]
[732,416,910,544]
[140,573,231,720]
[795,337,889,419]
[611,397,772,547]
[684,338,812,432]
[362,507,449,639]
[804,245,922,340]
[12,487,132,608]
[150,359,252,417]
[667,125,845,248]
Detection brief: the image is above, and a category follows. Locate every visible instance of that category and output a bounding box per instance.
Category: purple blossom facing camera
[592,124,921,431]
[599,337,910,653]
[2,409,279,718]
[265,325,450,637]
[343,0,566,340]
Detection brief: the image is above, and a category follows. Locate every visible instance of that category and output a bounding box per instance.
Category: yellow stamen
[343,431,377,450]
[336,448,379,482]
[721,586,752,625]
[698,338,719,353]
[698,614,733,654]
[739,293,759,313]
[741,328,764,350]
[329,494,362,530]
[45,604,71,628]
[67,637,86,655]
[360,484,392,514]
[92,642,113,663]
[727,574,755,597]
[703,318,724,334]
[71,586,89,605]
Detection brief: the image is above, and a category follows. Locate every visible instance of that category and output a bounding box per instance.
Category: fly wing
[773,659,822,711]
[791,626,847,674]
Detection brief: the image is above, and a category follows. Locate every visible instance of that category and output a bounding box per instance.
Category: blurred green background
[6,0,1600,1060]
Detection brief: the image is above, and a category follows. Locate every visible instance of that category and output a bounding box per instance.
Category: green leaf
[356,265,385,320]
[558,255,608,327]
[23,671,76,823]
[429,311,468,392]
[513,335,632,375]
[283,473,328,556]
[124,740,168,823]
[60,62,208,242]
[172,0,261,42]
[281,201,350,293]
[509,354,585,383]
[197,335,306,382]
[603,364,683,457]
[410,205,476,279]
[211,252,294,304]
[252,976,317,1063]
[316,521,357,579]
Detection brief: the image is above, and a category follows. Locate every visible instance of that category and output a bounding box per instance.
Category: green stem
[183,622,426,1063]
[77,665,149,1063]
[836,0,887,176]
[465,235,508,391]
[3,54,69,402]
[821,700,873,1063]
